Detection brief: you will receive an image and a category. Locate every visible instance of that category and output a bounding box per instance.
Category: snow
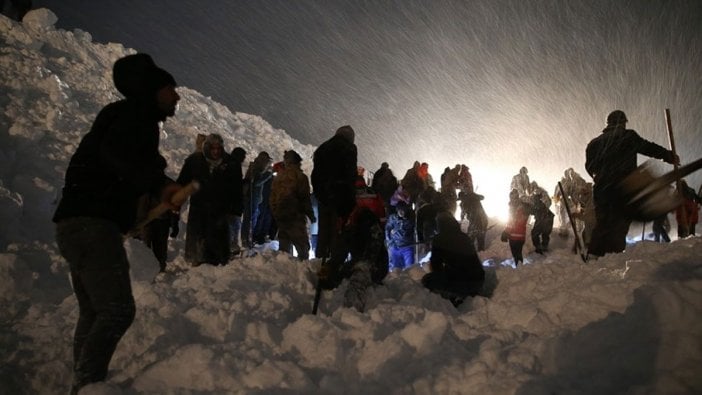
[1,9,701,395]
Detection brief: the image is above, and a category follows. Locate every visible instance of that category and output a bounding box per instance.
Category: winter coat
[350,187,387,226]
[227,154,245,216]
[416,202,441,243]
[176,151,238,264]
[676,186,700,225]
[510,171,530,199]
[531,195,555,234]
[269,163,314,223]
[370,166,398,204]
[244,158,273,208]
[506,200,531,241]
[429,214,484,283]
[311,134,358,217]
[401,165,424,203]
[177,152,238,214]
[460,192,488,238]
[586,125,673,202]
[53,62,173,233]
[457,166,473,193]
[385,210,415,248]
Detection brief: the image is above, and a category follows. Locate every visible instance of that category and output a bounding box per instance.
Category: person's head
[283,150,302,166]
[256,151,272,165]
[519,166,528,176]
[335,125,355,144]
[606,110,628,126]
[436,211,460,234]
[396,201,410,217]
[381,162,389,169]
[230,147,246,163]
[203,134,224,161]
[112,53,179,119]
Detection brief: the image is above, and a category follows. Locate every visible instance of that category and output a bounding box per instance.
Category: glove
[170,223,179,238]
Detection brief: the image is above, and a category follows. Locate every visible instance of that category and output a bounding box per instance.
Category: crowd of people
[51,55,702,393]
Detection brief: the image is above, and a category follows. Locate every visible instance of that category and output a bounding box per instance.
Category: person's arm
[100,117,166,194]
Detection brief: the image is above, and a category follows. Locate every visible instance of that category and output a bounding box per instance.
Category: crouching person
[318,207,388,312]
[422,212,485,306]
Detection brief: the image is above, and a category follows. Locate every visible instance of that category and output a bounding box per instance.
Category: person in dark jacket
[530,190,555,254]
[53,54,181,394]
[311,125,358,259]
[416,187,446,260]
[422,212,485,306]
[370,162,398,212]
[459,191,489,252]
[177,133,237,265]
[227,147,246,255]
[242,151,273,248]
[317,206,388,312]
[585,110,677,257]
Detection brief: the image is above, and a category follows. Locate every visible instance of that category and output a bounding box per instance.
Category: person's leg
[531,227,541,252]
[400,245,414,269]
[149,219,170,271]
[509,239,524,264]
[589,201,621,256]
[57,218,136,392]
[229,215,242,253]
[316,203,336,259]
[288,219,311,260]
[277,222,293,255]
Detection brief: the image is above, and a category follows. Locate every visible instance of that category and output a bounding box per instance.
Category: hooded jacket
[53,54,176,232]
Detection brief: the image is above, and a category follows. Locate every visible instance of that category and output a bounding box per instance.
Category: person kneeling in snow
[318,207,388,312]
[422,212,485,306]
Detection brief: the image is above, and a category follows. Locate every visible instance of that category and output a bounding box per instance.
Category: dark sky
[32,0,702,189]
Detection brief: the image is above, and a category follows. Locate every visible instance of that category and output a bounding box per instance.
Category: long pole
[665,109,687,236]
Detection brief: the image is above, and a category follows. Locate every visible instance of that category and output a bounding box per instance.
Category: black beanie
[113,53,176,99]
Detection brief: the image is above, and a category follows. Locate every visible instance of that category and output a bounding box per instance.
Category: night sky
[31,0,702,191]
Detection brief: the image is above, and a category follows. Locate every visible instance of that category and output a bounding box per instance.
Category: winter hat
[335,125,355,143]
[113,53,176,99]
[283,150,302,164]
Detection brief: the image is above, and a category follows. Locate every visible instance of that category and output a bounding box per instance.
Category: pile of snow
[1,9,701,395]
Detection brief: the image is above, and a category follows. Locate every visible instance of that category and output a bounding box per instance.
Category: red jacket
[506,202,530,241]
[676,198,699,225]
